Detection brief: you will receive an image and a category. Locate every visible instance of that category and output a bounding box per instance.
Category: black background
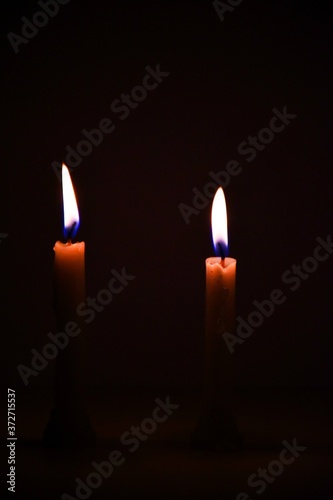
[2,0,333,389]
[1,0,333,498]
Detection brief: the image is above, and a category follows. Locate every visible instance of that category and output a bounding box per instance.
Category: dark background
[2,0,333,389]
[1,0,333,498]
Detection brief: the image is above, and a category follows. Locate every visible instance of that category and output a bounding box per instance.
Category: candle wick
[216,242,226,267]
[67,221,77,241]
[217,242,226,260]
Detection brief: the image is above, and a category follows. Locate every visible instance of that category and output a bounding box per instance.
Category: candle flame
[62,164,80,240]
[211,187,228,258]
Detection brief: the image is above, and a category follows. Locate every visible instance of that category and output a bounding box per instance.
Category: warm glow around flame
[211,187,228,258]
[62,163,79,240]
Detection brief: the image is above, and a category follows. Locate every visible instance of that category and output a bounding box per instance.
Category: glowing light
[211,187,228,258]
[62,164,80,240]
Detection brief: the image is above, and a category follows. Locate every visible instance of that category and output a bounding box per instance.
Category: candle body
[53,241,85,409]
[54,241,85,314]
[204,257,236,413]
[192,257,242,450]
[44,240,96,446]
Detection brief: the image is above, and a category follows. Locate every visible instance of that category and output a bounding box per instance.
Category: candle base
[43,406,97,449]
[191,408,243,451]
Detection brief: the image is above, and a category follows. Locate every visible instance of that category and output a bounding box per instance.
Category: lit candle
[43,164,95,448]
[205,187,236,410]
[53,164,85,336]
[192,187,242,450]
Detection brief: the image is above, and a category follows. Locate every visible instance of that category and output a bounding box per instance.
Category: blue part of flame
[213,239,228,259]
[63,218,80,240]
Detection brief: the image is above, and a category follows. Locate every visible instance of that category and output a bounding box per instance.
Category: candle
[205,187,236,410]
[53,164,85,337]
[192,187,242,451]
[43,164,95,448]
